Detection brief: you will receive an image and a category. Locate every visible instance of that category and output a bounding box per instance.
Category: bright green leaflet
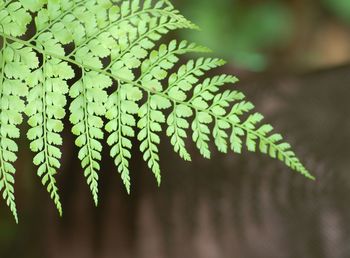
[0,0,314,222]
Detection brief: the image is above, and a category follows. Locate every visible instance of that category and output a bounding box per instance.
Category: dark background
[1,0,350,257]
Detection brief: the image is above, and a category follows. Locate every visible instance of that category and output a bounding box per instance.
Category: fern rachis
[0,0,314,222]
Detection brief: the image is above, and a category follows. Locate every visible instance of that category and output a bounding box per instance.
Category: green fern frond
[0,0,314,221]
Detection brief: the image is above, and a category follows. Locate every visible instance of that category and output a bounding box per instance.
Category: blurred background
[179,0,350,72]
[1,0,350,257]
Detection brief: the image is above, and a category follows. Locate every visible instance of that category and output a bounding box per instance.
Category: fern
[0,0,314,222]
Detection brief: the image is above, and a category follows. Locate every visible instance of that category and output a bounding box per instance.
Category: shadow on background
[1,65,349,258]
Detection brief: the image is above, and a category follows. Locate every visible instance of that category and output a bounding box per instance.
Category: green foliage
[322,0,350,23]
[180,0,294,71]
[0,0,313,222]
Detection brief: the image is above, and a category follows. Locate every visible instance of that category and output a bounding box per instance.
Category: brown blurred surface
[1,65,349,258]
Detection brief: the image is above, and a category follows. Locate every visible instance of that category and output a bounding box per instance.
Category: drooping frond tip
[0,0,313,221]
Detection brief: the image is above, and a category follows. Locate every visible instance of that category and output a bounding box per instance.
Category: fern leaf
[0,0,314,220]
[69,70,111,205]
[0,1,31,37]
[26,53,74,216]
[0,39,34,222]
[105,80,142,194]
